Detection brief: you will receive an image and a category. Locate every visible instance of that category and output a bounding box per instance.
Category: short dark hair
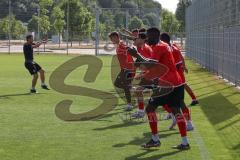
[108,31,119,38]
[146,27,160,45]
[26,35,33,41]
[147,27,160,37]
[160,33,171,44]
[138,28,147,39]
[139,28,146,33]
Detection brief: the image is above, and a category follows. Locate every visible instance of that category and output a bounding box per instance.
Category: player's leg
[31,73,38,93]
[163,104,177,130]
[131,86,145,118]
[181,103,194,131]
[141,87,169,148]
[39,69,49,90]
[25,62,39,93]
[114,71,124,89]
[185,83,199,106]
[34,62,49,90]
[142,103,161,148]
[115,70,133,111]
[170,86,190,150]
[171,106,190,150]
[162,104,173,120]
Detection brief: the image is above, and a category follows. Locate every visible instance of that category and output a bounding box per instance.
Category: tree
[128,16,144,31]
[175,0,192,32]
[52,6,65,47]
[114,11,126,29]
[28,15,39,33]
[161,9,180,34]
[61,0,93,46]
[39,0,53,37]
[143,13,159,27]
[0,15,27,39]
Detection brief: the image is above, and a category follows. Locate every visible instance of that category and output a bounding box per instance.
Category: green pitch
[0,54,239,160]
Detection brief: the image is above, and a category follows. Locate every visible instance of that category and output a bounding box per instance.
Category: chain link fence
[0,0,160,56]
[186,0,240,86]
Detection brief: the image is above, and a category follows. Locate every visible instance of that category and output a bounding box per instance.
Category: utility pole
[95,7,100,56]
[8,0,11,54]
[66,0,69,55]
[37,6,40,54]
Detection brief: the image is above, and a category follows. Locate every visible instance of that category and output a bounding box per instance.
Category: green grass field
[0,54,239,160]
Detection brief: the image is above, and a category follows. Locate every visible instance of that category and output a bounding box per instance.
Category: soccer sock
[124,88,132,104]
[152,134,160,142]
[181,136,189,145]
[41,82,46,86]
[32,87,35,90]
[176,114,187,138]
[182,107,191,121]
[147,112,158,135]
[138,101,144,111]
[162,104,172,113]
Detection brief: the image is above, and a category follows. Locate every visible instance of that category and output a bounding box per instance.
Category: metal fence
[0,0,160,55]
[185,0,240,86]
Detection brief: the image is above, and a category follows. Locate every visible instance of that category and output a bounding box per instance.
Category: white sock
[187,120,193,126]
[32,87,35,90]
[170,113,176,121]
[41,83,46,86]
[138,109,145,113]
[152,134,160,142]
[182,136,189,145]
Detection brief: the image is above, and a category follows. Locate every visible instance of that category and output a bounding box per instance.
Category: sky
[155,0,179,13]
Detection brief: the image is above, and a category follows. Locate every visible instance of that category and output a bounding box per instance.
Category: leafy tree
[175,0,192,32]
[61,0,93,46]
[0,15,27,39]
[28,15,39,33]
[39,0,53,37]
[128,16,144,31]
[161,9,180,34]
[52,6,65,47]
[114,11,126,29]
[143,13,159,27]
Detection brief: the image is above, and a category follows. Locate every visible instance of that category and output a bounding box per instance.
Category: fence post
[95,7,100,56]
[8,0,11,54]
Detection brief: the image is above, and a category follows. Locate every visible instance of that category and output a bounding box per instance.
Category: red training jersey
[150,42,183,87]
[116,41,134,70]
[137,43,153,58]
[172,45,183,69]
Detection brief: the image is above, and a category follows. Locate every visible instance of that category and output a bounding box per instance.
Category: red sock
[138,102,144,110]
[182,107,191,121]
[147,112,158,135]
[176,114,187,137]
[162,104,172,113]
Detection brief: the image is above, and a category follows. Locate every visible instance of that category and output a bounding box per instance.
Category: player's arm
[121,28,135,37]
[178,50,188,73]
[127,47,158,68]
[32,39,47,48]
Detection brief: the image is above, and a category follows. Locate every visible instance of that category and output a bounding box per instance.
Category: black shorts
[148,85,185,109]
[24,61,42,75]
[138,78,158,89]
[114,69,134,88]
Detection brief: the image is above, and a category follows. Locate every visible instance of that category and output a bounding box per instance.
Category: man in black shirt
[23,35,49,93]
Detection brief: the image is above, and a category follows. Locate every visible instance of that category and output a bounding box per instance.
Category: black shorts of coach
[146,85,185,113]
[24,61,42,75]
